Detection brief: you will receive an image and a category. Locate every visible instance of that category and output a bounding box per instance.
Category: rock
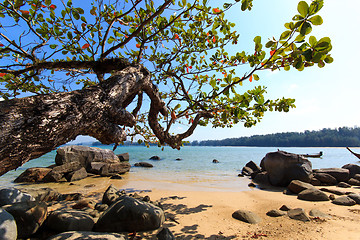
[0,188,35,207]
[95,203,109,212]
[17,187,59,202]
[338,182,351,188]
[353,174,360,181]
[43,162,82,182]
[319,188,346,195]
[55,145,120,167]
[253,172,270,185]
[232,210,261,224]
[117,153,130,162]
[212,159,219,163]
[245,161,261,173]
[297,188,329,201]
[241,166,253,176]
[157,227,175,240]
[313,173,337,185]
[14,167,52,183]
[134,162,154,168]
[175,158,182,161]
[347,193,360,204]
[309,209,332,219]
[46,209,95,232]
[65,167,88,182]
[342,163,360,178]
[0,208,17,240]
[310,177,322,186]
[2,201,47,238]
[99,162,131,176]
[329,194,336,200]
[150,156,161,160]
[288,180,314,194]
[102,185,123,206]
[47,231,128,240]
[248,182,256,188]
[94,195,165,233]
[57,193,83,201]
[260,150,312,186]
[279,205,291,211]
[313,168,350,182]
[72,199,95,210]
[348,178,360,186]
[287,208,310,222]
[266,209,286,217]
[110,174,123,179]
[332,196,357,206]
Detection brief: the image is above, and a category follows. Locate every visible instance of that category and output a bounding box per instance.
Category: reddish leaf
[213,8,221,13]
[171,111,177,120]
[249,75,253,82]
[136,43,141,48]
[82,43,90,49]
[49,4,56,10]
[20,10,30,15]
[213,36,216,43]
[0,43,4,47]
[174,34,179,39]
[0,73,6,77]
[270,50,276,56]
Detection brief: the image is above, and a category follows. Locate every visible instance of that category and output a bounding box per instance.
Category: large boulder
[117,153,130,162]
[0,208,17,240]
[0,188,35,207]
[94,195,165,233]
[260,151,312,186]
[47,231,128,240]
[99,162,131,176]
[45,209,95,232]
[43,162,82,182]
[313,168,350,182]
[2,201,48,239]
[342,164,360,178]
[14,167,52,183]
[55,145,120,168]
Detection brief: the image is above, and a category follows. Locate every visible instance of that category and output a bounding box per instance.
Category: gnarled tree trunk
[0,65,167,176]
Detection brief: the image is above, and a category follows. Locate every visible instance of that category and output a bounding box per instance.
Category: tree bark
[0,65,167,176]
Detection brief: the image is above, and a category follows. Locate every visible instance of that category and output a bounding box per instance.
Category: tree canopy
[0,0,332,150]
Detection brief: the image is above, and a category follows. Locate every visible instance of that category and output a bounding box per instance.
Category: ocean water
[1,146,359,191]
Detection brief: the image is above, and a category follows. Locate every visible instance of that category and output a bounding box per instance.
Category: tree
[0,0,332,175]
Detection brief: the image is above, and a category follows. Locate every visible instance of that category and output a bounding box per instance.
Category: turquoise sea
[1,146,359,191]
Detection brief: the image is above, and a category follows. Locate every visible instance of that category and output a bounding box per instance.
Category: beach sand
[17,174,360,240]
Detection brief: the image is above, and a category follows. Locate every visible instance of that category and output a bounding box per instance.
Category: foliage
[192,127,360,147]
[0,0,332,147]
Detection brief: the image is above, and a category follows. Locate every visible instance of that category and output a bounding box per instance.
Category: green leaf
[280,30,291,40]
[253,74,259,81]
[324,56,334,64]
[300,21,312,36]
[174,103,181,110]
[265,41,275,48]
[45,0,51,5]
[308,15,323,25]
[309,36,317,47]
[253,36,261,44]
[49,44,57,49]
[297,1,309,17]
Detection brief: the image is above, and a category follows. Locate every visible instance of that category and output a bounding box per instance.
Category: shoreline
[13,172,360,240]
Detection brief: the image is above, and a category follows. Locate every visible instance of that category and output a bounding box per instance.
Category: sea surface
[1,146,359,191]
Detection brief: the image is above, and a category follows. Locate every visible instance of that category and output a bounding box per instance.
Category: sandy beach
[16,173,360,240]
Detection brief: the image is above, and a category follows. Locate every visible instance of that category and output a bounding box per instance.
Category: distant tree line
[191,127,360,147]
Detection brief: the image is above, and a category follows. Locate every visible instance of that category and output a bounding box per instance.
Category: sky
[74,0,360,143]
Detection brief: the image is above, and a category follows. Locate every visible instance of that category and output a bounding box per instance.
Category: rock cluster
[243,150,360,190]
[0,185,166,239]
[14,146,131,183]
